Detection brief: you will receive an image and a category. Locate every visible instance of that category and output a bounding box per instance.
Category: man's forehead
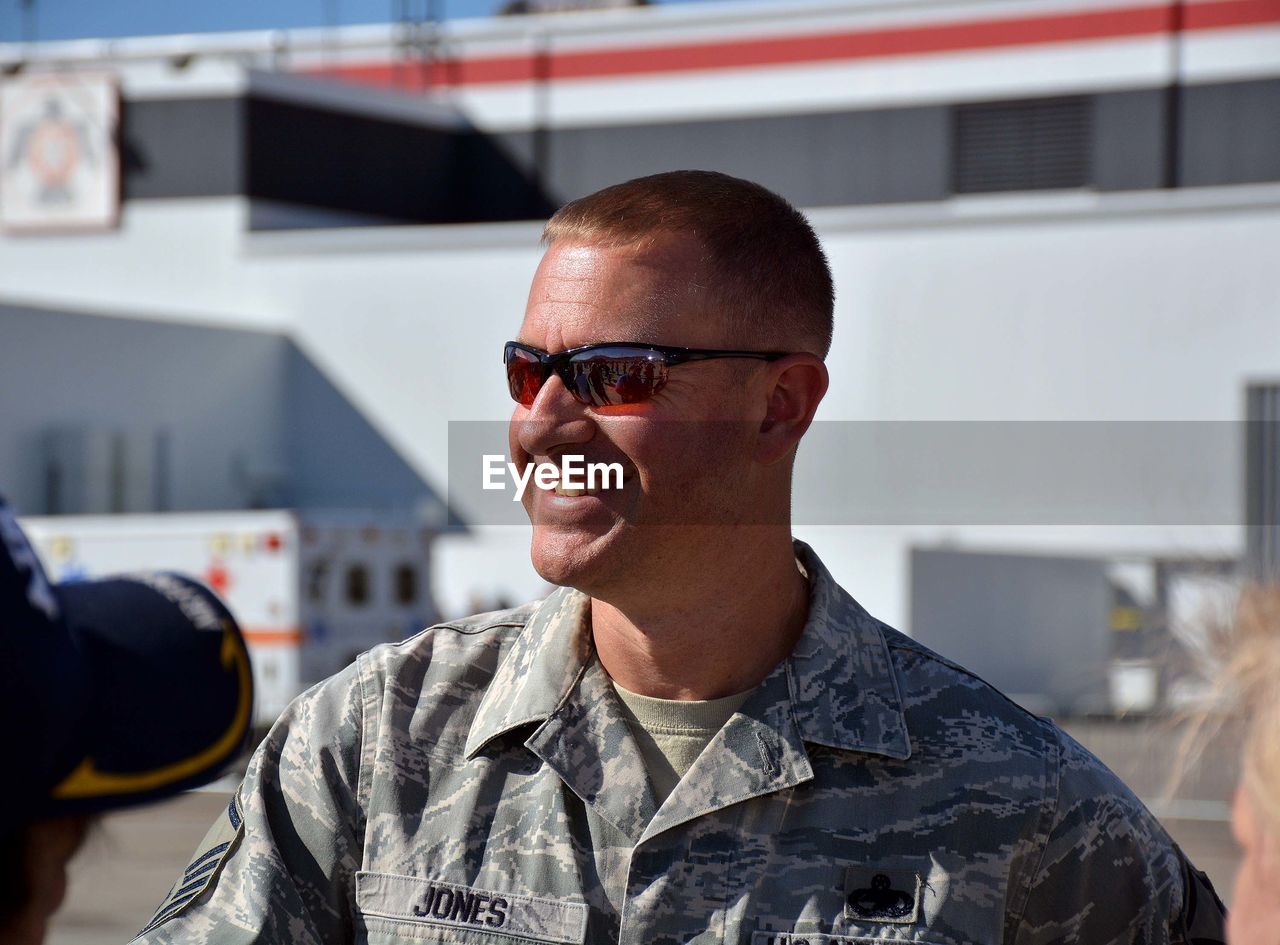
[519,235,716,348]
[536,237,705,294]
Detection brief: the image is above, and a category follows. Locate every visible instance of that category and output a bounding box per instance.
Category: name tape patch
[356,872,588,945]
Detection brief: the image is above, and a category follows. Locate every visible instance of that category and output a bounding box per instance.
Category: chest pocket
[742,861,957,945]
[355,872,588,945]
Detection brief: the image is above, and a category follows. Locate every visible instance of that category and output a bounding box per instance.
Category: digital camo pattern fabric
[131,541,1226,945]
[135,793,245,937]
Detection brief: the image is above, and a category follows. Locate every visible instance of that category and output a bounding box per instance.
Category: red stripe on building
[310,0,1280,90]
[1186,0,1280,28]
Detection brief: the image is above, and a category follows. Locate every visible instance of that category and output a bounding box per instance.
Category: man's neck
[589,536,810,700]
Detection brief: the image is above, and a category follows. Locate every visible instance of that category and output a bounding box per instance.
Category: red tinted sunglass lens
[506,350,545,406]
[569,354,667,406]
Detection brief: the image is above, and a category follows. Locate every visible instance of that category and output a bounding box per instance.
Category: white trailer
[19,510,440,728]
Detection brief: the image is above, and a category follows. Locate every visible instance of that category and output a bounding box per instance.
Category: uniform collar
[464,540,911,764]
[786,540,912,760]
[464,587,662,840]
[463,584,593,760]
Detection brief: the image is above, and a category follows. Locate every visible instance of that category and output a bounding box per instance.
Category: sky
[0,0,737,43]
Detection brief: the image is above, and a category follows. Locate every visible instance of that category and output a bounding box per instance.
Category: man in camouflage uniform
[134,171,1227,945]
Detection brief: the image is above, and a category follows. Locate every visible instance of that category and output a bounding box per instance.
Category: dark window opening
[394,563,418,606]
[305,561,329,604]
[953,96,1093,194]
[345,564,370,606]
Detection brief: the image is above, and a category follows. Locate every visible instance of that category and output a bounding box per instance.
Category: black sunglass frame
[504,341,792,406]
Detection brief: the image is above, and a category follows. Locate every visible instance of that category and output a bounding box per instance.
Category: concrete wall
[77,79,1280,222]
[0,301,439,517]
[0,303,287,513]
[910,548,1112,714]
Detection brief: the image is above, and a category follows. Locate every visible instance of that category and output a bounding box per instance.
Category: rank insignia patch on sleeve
[136,790,245,937]
[843,867,921,925]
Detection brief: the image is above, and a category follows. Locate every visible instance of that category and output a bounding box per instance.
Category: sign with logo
[0,73,120,232]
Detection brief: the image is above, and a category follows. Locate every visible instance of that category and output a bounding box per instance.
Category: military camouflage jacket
[133,541,1225,945]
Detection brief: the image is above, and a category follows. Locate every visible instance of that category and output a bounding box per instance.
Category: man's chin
[529,524,623,591]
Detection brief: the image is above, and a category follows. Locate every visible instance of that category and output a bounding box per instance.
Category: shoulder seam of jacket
[433,618,531,636]
[383,615,533,652]
[883,634,1057,729]
[1006,726,1066,945]
[354,649,376,835]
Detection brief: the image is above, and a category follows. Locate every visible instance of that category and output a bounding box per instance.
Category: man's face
[509,234,774,594]
[1229,784,1280,945]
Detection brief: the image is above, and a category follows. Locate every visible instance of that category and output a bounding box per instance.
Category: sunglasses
[505,341,790,408]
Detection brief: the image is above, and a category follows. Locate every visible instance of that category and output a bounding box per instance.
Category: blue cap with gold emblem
[0,496,253,834]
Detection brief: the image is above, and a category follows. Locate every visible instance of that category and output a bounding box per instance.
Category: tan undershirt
[613,682,754,808]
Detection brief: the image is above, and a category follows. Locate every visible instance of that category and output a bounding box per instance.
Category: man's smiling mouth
[546,470,631,498]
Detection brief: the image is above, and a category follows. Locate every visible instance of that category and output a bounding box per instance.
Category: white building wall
[816,194,1280,422]
[3,185,1277,624]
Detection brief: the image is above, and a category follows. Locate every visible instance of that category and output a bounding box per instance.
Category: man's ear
[756,354,829,465]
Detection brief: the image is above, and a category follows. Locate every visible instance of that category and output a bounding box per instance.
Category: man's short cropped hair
[542,170,834,358]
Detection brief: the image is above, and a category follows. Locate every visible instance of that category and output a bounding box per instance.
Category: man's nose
[514,372,595,459]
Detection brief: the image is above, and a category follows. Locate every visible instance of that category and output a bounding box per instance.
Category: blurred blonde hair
[1178,583,1280,833]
